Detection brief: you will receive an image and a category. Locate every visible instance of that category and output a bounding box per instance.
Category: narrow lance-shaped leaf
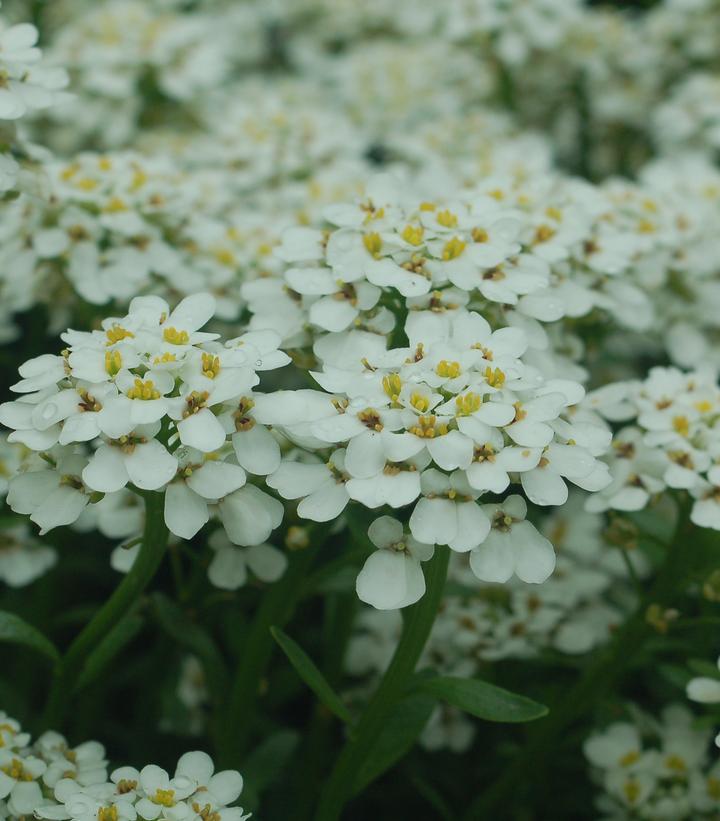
[414,675,548,723]
[353,693,436,794]
[270,626,353,724]
[0,610,59,662]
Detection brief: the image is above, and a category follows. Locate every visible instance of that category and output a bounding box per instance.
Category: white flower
[135,764,195,821]
[82,428,178,494]
[469,495,555,583]
[687,658,720,704]
[164,449,246,539]
[218,484,284,546]
[409,469,490,552]
[7,451,92,534]
[0,750,46,816]
[267,450,351,522]
[174,751,243,807]
[207,530,287,590]
[356,515,434,609]
[0,524,56,587]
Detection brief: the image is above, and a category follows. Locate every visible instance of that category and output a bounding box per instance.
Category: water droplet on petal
[255,359,263,367]
[42,403,57,420]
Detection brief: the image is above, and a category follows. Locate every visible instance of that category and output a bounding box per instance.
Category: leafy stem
[314,547,450,821]
[43,490,169,728]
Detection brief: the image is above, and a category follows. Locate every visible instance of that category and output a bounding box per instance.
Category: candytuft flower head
[0,293,289,545]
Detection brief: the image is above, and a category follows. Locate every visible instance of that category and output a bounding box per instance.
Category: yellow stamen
[363,232,383,258]
[105,324,135,345]
[127,379,160,401]
[104,350,123,377]
[435,360,461,379]
[442,237,466,260]
[163,327,190,345]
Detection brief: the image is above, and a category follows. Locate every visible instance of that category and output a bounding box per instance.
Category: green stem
[43,491,169,728]
[314,548,450,821]
[463,505,696,821]
[217,543,318,767]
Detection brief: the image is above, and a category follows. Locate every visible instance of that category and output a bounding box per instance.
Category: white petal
[356,550,425,610]
[469,533,514,583]
[267,461,329,499]
[687,677,720,704]
[177,409,227,452]
[297,481,349,521]
[246,544,288,583]
[510,521,556,583]
[125,440,178,490]
[206,770,244,805]
[175,751,214,785]
[208,546,247,590]
[32,487,88,534]
[186,461,246,499]
[232,425,281,475]
[409,497,457,546]
[164,483,209,539]
[521,468,568,507]
[168,293,216,331]
[82,446,129,493]
[448,502,491,552]
[345,432,385,478]
[367,516,404,549]
[426,431,473,471]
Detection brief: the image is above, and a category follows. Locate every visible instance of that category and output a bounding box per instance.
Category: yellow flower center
[202,353,221,379]
[455,393,482,416]
[442,237,466,261]
[484,366,506,388]
[127,379,161,401]
[97,806,118,821]
[183,391,210,417]
[408,415,448,438]
[163,327,190,345]
[410,392,430,413]
[436,360,461,379]
[401,224,424,246]
[153,789,176,807]
[436,210,458,228]
[622,779,641,805]
[363,232,383,258]
[153,352,177,365]
[619,750,640,767]
[672,415,689,437]
[105,350,123,376]
[106,324,135,345]
[382,373,402,403]
[1,758,33,781]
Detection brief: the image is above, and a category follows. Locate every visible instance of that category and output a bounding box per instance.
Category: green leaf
[415,675,548,723]
[77,613,144,689]
[687,659,720,679]
[353,694,436,794]
[270,626,352,723]
[241,730,300,810]
[152,594,229,700]
[659,663,693,689]
[0,610,59,662]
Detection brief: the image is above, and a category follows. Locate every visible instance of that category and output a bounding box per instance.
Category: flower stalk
[43,490,169,728]
[314,547,450,821]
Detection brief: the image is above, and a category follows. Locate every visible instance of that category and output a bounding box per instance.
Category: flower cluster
[584,705,720,820]
[346,496,641,750]
[264,304,610,605]
[0,293,290,549]
[587,367,720,531]
[0,712,250,821]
